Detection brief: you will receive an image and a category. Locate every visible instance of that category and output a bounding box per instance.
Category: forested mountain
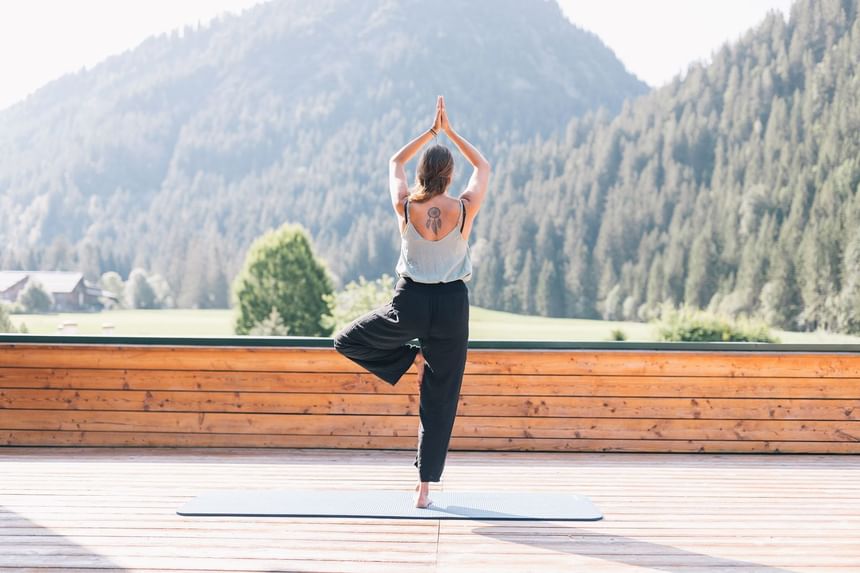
[0,0,647,307]
[5,0,856,335]
[470,0,860,334]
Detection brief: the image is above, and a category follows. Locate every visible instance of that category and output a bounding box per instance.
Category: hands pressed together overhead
[431,95,451,135]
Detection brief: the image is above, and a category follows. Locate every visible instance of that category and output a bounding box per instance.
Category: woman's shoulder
[414,194,462,209]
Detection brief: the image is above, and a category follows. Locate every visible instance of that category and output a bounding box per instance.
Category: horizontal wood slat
[2,345,860,377]
[3,430,860,452]
[3,409,858,441]
[2,368,860,398]
[1,342,858,453]
[1,389,858,420]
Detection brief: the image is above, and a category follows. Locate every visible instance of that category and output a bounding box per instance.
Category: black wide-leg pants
[332,276,469,482]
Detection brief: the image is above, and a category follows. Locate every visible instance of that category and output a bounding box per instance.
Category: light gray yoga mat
[177,489,603,520]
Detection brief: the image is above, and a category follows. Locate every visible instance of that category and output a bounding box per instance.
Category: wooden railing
[1,335,858,453]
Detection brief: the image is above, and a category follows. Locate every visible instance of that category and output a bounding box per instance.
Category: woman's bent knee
[332,329,351,353]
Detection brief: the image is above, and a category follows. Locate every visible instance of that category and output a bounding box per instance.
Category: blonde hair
[408,145,454,202]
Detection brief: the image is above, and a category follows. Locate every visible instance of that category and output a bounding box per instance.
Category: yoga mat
[177,489,603,521]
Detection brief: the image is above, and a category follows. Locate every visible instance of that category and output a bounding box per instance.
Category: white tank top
[395,197,472,283]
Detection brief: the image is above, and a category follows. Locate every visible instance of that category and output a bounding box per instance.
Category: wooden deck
[1,446,858,572]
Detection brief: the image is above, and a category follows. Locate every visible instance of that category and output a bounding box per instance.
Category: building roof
[0,271,84,294]
[84,284,119,301]
[0,271,29,292]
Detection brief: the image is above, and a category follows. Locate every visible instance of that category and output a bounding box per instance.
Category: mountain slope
[471,0,860,333]
[0,0,648,306]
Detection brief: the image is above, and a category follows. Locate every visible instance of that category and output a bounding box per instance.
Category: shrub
[1,300,26,314]
[654,304,779,343]
[1,304,17,332]
[17,279,53,313]
[125,268,158,309]
[609,328,627,341]
[148,273,175,309]
[322,274,396,333]
[100,271,125,308]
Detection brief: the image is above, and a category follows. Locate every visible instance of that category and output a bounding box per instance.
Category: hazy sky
[0,0,794,112]
[558,0,794,86]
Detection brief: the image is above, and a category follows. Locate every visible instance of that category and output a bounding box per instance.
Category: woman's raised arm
[388,97,444,211]
[441,98,490,212]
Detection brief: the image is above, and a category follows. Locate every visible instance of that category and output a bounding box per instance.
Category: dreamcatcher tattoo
[426,207,442,234]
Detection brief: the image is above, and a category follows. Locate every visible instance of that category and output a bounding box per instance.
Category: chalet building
[0,271,118,311]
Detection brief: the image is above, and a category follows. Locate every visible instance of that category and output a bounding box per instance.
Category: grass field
[10,309,236,337]
[7,306,860,343]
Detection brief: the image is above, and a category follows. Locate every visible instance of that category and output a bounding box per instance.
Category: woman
[333,95,490,508]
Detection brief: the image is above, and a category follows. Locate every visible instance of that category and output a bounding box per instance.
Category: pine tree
[535,259,565,317]
[519,250,535,315]
[684,229,717,308]
[838,231,860,333]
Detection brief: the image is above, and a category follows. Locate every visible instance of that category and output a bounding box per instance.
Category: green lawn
[11,309,237,336]
[467,306,656,341]
[8,306,860,343]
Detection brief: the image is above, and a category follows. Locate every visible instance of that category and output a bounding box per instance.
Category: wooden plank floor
[1,448,858,572]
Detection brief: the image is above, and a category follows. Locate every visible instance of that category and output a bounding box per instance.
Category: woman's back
[396,194,472,283]
[399,194,473,242]
[388,95,489,290]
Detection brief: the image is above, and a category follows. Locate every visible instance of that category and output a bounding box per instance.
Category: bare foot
[414,482,432,508]
[414,350,426,389]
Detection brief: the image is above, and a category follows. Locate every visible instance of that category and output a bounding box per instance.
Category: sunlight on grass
[11,309,237,336]
[467,306,656,341]
[9,305,860,343]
